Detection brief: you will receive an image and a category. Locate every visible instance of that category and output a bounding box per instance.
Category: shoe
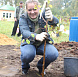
[37,65,46,75]
[39,69,46,75]
[22,69,29,75]
[11,34,15,36]
[17,34,21,37]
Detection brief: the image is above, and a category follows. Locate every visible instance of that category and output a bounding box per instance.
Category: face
[27,2,39,19]
[19,3,23,7]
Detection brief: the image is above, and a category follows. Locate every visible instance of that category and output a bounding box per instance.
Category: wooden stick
[38,0,48,77]
[42,16,48,77]
[42,40,46,77]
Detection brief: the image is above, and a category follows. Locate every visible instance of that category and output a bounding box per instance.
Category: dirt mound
[0,34,18,45]
[54,41,78,55]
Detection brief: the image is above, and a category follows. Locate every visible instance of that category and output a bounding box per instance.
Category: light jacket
[14,6,24,20]
[19,11,59,46]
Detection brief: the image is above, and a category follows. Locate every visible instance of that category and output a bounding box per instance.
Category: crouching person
[19,0,59,75]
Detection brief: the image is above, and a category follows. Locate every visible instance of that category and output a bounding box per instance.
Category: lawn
[53,33,69,43]
[0,21,21,42]
[0,21,69,44]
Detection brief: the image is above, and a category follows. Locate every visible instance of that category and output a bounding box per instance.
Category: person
[19,0,59,75]
[11,1,24,37]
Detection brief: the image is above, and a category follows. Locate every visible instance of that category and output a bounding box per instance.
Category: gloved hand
[35,32,48,41]
[45,7,53,21]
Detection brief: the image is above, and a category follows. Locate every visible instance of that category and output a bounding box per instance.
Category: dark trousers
[11,20,21,36]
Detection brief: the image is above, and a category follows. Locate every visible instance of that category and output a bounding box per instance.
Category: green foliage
[0,0,78,16]
[49,41,53,44]
[26,39,30,44]
[51,0,78,16]
[38,0,44,4]
[22,39,25,43]
[56,16,70,27]
[31,34,35,38]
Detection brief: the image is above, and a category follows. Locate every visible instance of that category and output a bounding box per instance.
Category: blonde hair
[26,0,40,9]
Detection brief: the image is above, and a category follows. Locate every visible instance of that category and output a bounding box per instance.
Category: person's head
[26,0,40,19]
[19,1,23,7]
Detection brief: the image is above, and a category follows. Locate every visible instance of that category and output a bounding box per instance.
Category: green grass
[52,33,69,43]
[0,21,69,45]
[0,21,21,43]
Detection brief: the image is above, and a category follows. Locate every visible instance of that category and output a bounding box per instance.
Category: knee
[53,50,59,60]
[21,49,35,63]
[21,53,29,60]
[46,49,58,63]
[21,53,35,63]
[20,45,36,63]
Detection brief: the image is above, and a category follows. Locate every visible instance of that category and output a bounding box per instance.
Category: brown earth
[0,34,78,77]
[0,34,18,45]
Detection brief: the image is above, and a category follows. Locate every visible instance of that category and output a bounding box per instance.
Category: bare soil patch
[0,41,78,77]
[0,34,18,45]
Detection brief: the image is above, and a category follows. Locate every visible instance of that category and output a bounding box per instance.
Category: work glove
[45,7,53,21]
[35,32,48,42]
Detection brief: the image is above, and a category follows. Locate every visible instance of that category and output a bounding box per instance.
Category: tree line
[0,0,78,16]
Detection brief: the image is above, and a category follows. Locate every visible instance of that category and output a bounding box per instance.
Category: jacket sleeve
[14,8,16,18]
[48,16,59,26]
[19,16,37,41]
